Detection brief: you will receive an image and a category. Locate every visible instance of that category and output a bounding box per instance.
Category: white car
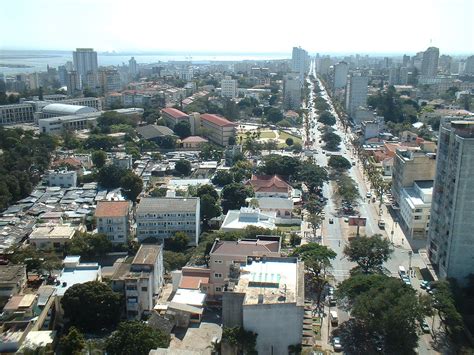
[366,192,372,198]
[333,337,342,351]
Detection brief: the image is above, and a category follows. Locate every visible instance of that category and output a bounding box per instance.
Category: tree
[328,155,352,171]
[318,111,336,126]
[173,120,191,139]
[285,137,294,146]
[200,194,222,226]
[337,274,425,354]
[212,170,234,186]
[222,326,258,355]
[259,154,301,179]
[165,232,190,252]
[91,150,107,168]
[97,165,125,188]
[60,327,86,355]
[175,159,192,176]
[289,233,302,247]
[298,163,328,193]
[335,174,361,205]
[430,280,464,337]
[84,134,117,150]
[343,234,393,274]
[163,250,190,271]
[322,131,341,151]
[221,182,254,213]
[200,143,223,161]
[291,243,336,308]
[196,184,219,201]
[105,321,170,355]
[61,281,122,332]
[159,135,176,149]
[266,107,283,124]
[120,171,143,202]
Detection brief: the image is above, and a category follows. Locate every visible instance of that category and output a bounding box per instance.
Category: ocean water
[0,50,290,75]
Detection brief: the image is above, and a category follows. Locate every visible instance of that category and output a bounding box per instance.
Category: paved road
[303,61,439,354]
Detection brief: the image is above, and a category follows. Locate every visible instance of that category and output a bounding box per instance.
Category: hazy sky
[1,0,473,54]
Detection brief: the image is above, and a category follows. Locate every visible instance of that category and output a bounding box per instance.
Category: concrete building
[465,55,474,75]
[39,112,100,134]
[129,57,138,76]
[200,113,237,146]
[221,76,238,99]
[67,71,81,95]
[47,170,77,188]
[391,147,437,206]
[421,47,440,78]
[112,244,164,319]
[0,264,27,297]
[247,175,292,198]
[318,56,331,76]
[136,197,200,245]
[345,74,368,118]
[161,107,190,128]
[28,224,76,250]
[208,236,281,295]
[73,48,98,87]
[0,104,35,125]
[222,257,304,355]
[220,207,277,232]
[95,201,131,244]
[181,136,208,149]
[99,69,121,94]
[333,61,349,89]
[428,119,474,284]
[283,73,302,110]
[291,47,309,76]
[40,103,98,119]
[399,180,433,240]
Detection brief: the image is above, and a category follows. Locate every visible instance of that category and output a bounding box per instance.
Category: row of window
[139,213,196,218]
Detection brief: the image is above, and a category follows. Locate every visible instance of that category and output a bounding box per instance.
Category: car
[401,275,411,285]
[329,218,334,224]
[421,320,431,333]
[420,280,429,289]
[344,217,349,223]
[351,161,356,166]
[366,192,372,198]
[332,337,342,351]
[328,286,334,296]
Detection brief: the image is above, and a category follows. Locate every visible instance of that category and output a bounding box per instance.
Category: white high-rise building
[318,56,331,76]
[129,57,138,76]
[421,47,439,78]
[283,73,302,110]
[345,74,368,118]
[333,61,349,89]
[73,48,98,88]
[428,119,474,285]
[464,55,474,75]
[221,76,238,99]
[291,47,310,76]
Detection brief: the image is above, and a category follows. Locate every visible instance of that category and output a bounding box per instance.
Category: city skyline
[2,0,473,54]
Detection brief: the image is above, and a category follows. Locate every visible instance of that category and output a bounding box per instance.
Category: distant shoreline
[0,63,33,68]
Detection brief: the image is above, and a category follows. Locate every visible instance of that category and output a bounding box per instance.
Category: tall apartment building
[95,201,131,244]
[220,76,238,99]
[391,147,437,206]
[72,48,98,87]
[129,57,138,76]
[200,113,237,146]
[345,74,368,118]
[428,119,474,284]
[111,244,164,320]
[421,47,440,78]
[66,71,81,96]
[317,56,331,76]
[465,55,474,75]
[136,197,200,245]
[99,69,121,94]
[291,46,310,76]
[283,73,302,110]
[222,257,304,355]
[333,61,349,90]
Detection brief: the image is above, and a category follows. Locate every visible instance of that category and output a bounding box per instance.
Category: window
[215,287,222,292]
[214,273,222,278]
[141,286,148,292]
[214,260,223,264]
[126,285,137,291]
[414,216,422,220]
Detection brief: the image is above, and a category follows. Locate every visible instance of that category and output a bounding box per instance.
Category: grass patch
[277,225,301,233]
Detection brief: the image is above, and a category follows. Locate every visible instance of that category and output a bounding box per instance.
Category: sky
[1,0,473,55]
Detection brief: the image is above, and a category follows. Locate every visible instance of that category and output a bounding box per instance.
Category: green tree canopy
[266,107,283,123]
[335,174,361,205]
[322,131,341,151]
[222,326,258,354]
[318,111,336,126]
[61,281,122,332]
[212,170,234,186]
[105,321,170,355]
[91,150,107,168]
[59,327,86,355]
[120,171,143,202]
[328,155,352,171]
[173,120,191,139]
[221,182,254,213]
[175,159,192,176]
[97,164,126,188]
[259,154,301,179]
[165,232,190,252]
[343,234,393,274]
[285,137,294,146]
[200,194,222,225]
[196,184,219,201]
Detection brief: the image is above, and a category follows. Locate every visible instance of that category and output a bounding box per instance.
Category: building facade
[95,201,131,244]
[399,180,433,240]
[283,73,301,110]
[345,74,368,118]
[47,170,77,188]
[72,48,98,87]
[427,119,474,284]
[333,61,349,90]
[221,76,238,99]
[136,197,200,245]
[421,47,440,78]
[200,113,236,146]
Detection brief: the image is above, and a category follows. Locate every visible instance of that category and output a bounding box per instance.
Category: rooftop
[211,237,281,256]
[171,288,206,307]
[137,125,175,140]
[248,175,291,193]
[233,258,304,306]
[29,225,76,240]
[181,136,208,143]
[220,208,277,232]
[200,113,237,127]
[95,200,130,218]
[137,197,199,214]
[132,244,162,265]
[180,267,210,289]
[0,264,26,284]
[161,107,189,119]
[42,103,97,115]
[55,258,100,296]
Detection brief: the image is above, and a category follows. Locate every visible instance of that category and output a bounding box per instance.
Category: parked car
[333,337,342,351]
[366,192,372,198]
[420,280,429,289]
[329,218,334,224]
[421,320,431,333]
[344,217,349,223]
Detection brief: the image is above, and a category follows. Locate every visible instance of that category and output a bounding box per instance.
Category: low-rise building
[161,108,190,128]
[220,207,277,232]
[208,236,281,296]
[95,201,131,244]
[111,244,164,320]
[47,170,77,188]
[222,257,304,355]
[181,136,208,149]
[247,175,292,198]
[136,197,200,245]
[0,264,27,297]
[136,124,176,143]
[200,113,237,146]
[28,224,76,250]
[399,180,433,240]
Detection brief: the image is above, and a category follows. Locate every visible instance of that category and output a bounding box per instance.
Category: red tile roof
[95,201,130,218]
[211,239,280,256]
[201,113,237,127]
[180,267,210,289]
[181,136,208,143]
[161,107,188,119]
[247,175,291,193]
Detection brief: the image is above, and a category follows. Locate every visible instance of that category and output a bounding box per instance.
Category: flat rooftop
[132,244,162,265]
[234,258,304,306]
[55,264,100,296]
